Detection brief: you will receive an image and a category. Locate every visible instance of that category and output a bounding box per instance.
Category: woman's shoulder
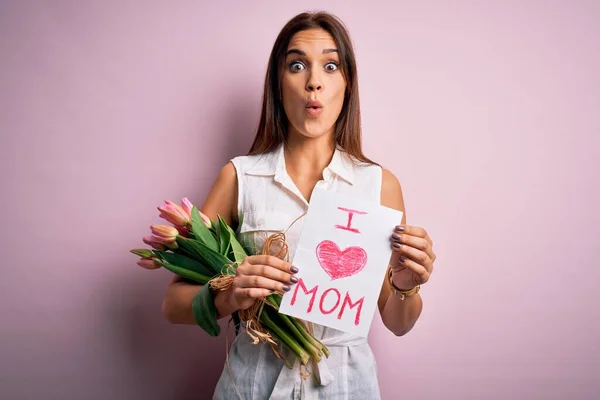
[342,151,403,207]
[343,152,399,183]
[381,167,401,191]
[340,151,385,183]
[379,167,405,212]
[230,152,265,164]
[230,148,278,175]
[230,154,263,168]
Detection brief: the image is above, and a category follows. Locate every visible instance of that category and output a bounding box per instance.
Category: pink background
[1,1,598,399]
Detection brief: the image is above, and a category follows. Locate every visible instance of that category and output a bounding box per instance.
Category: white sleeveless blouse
[212,144,384,400]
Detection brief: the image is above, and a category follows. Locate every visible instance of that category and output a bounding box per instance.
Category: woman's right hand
[228,255,299,311]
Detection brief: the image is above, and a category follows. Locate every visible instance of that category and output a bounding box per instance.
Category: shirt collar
[245,143,355,185]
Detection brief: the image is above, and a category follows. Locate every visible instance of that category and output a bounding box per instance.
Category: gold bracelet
[387,268,420,300]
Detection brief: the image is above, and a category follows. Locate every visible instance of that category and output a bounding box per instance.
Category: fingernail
[395,225,405,232]
[392,233,401,240]
[283,285,291,292]
[399,256,407,262]
[393,242,401,248]
[290,266,299,274]
[290,276,299,284]
[269,289,275,293]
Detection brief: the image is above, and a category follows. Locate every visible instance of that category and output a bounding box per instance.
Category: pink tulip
[137,257,160,270]
[181,197,211,228]
[150,224,179,244]
[158,200,190,227]
[142,236,167,251]
[199,211,212,228]
[175,226,190,237]
[181,197,193,219]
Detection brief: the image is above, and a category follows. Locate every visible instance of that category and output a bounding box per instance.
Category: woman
[161,11,436,400]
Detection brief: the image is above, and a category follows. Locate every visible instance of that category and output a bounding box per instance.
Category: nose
[306,82,322,91]
[306,71,323,92]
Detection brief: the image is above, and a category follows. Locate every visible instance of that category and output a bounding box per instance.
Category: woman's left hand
[389,225,436,290]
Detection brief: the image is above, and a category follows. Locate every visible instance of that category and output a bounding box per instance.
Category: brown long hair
[248,11,375,164]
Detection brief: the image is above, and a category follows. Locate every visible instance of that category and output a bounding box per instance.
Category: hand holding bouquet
[131,198,329,366]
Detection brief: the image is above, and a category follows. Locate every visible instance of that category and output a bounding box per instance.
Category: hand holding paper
[389,224,436,290]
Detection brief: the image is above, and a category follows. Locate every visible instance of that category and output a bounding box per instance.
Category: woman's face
[281,28,346,141]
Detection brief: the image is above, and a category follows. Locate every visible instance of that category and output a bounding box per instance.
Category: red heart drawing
[316,240,368,280]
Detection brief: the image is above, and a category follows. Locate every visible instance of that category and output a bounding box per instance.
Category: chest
[290,174,322,204]
[236,177,334,260]
[236,173,378,261]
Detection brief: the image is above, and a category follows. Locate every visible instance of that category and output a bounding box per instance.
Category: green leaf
[176,236,236,275]
[192,284,220,337]
[154,259,211,284]
[153,251,216,278]
[213,215,222,249]
[217,215,232,255]
[226,226,248,264]
[190,207,219,252]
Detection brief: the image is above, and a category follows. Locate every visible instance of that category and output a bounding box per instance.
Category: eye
[325,62,339,72]
[289,61,305,73]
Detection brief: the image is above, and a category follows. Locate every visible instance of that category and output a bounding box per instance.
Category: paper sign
[278,187,403,337]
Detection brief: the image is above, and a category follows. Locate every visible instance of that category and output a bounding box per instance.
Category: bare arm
[377,169,424,336]
[161,162,239,324]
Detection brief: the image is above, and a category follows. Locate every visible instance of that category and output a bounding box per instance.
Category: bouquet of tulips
[130,198,329,366]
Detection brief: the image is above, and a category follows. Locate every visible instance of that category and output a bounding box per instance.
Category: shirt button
[257,218,265,227]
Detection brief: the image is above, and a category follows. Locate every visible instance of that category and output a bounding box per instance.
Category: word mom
[289,278,365,326]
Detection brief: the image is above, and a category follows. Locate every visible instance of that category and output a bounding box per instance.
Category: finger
[396,225,436,261]
[246,255,297,274]
[235,287,273,300]
[395,224,427,238]
[392,232,435,261]
[391,232,430,253]
[243,263,296,285]
[392,241,433,273]
[395,256,429,283]
[236,274,292,293]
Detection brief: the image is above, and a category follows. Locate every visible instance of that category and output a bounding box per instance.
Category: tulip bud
[158,200,190,227]
[150,224,179,244]
[199,211,212,228]
[142,236,167,251]
[181,197,193,219]
[137,257,160,270]
[130,248,154,258]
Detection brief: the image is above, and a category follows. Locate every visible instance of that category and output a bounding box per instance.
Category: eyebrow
[285,48,338,56]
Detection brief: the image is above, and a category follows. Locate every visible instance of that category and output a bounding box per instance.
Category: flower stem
[264,300,321,362]
[291,318,330,358]
[267,294,330,358]
[260,311,309,365]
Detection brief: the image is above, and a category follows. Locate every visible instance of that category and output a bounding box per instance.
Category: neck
[284,129,336,179]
